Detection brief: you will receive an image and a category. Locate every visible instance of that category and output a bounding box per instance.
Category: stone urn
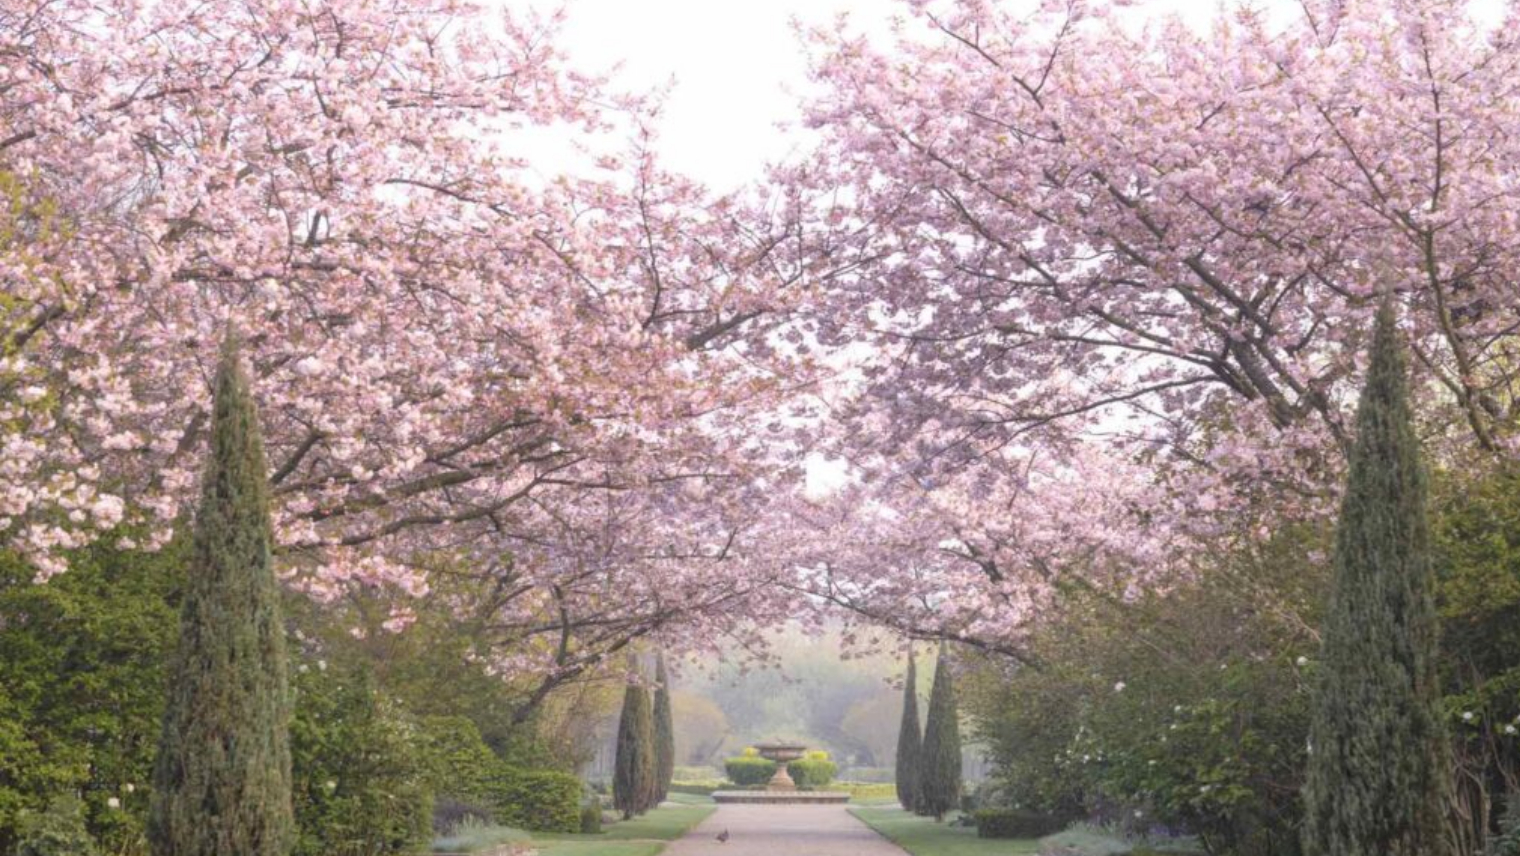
[753,741,808,792]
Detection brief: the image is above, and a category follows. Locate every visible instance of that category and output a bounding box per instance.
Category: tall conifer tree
[149,333,294,856]
[917,645,961,821]
[613,672,656,819]
[652,653,676,804]
[895,648,923,812]
[1302,301,1450,856]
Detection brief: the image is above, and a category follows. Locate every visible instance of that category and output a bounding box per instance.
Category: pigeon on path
[716,829,730,844]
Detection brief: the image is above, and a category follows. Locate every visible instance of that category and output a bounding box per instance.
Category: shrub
[1493,795,1520,856]
[485,768,581,833]
[973,808,1065,839]
[15,795,97,856]
[290,664,433,856]
[416,717,581,833]
[579,803,602,834]
[0,541,185,854]
[431,797,491,836]
[723,756,777,787]
[415,717,499,808]
[669,781,723,797]
[786,758,838,790]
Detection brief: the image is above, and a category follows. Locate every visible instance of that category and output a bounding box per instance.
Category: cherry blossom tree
[770,0,1520,650]
[0,0,834,700]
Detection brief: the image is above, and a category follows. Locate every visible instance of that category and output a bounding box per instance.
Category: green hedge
[484,768,581,833]
[723,757,778,787]
[416,717,580,833]
[291,666,432,856]
[973,808,1066,839]
[787,758,838,790]
[669,781,722,796]
[416,716,499,807]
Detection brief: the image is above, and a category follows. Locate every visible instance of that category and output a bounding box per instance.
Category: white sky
[542,0,886,192]
[529,0,1507,193]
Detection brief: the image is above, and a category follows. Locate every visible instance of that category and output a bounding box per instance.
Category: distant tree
[672,693,731,766]
[1302,302,1450,856]
[149,333,294,856]
[917,647,961,821]
[840,690,901,768]
[895,650,923,812]
[613,674,657,819]
[653,654,676,802]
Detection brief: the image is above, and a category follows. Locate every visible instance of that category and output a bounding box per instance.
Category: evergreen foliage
[1302,302,1450,856]
[612,678,656,819]
[289,663,432,856]
[917,646,962,821]
[722,756,778,786]
[0,540,185,853]
[895,650,923,812]
[785,754,838,789]
[148,334,295,856]
[579,803,602,834]
[653,654,675,803]
[15,794,97,856]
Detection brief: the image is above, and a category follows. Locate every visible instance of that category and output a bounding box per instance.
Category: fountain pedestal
[757,742,805,793]
[711,741,850,805]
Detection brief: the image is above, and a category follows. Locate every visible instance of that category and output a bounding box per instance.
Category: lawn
[850,805,1041,856]
[531,801,717,856]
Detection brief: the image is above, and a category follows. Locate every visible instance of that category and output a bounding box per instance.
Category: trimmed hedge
[723,757,778,787]
[787,758,838,790]
[485,768,582,833]
[669,781,723,797]
[416,717,580,833]
[973,808,1066,839]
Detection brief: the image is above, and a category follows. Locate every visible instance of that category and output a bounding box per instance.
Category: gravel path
[660,804,909,856]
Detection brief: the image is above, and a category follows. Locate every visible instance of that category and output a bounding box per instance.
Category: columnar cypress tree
[613,674,656,819]
[917,645,962,821]
[895,649,923,812]
[652,653,676,804]
[1302,301,1450,856]
[149,333,294,856]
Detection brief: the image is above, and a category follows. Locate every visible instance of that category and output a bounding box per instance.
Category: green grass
[531,802,717,856]
[836,781,898,801]
[851,805,1041,856]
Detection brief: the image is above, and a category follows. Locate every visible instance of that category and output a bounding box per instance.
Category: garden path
[659,804,908,856]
